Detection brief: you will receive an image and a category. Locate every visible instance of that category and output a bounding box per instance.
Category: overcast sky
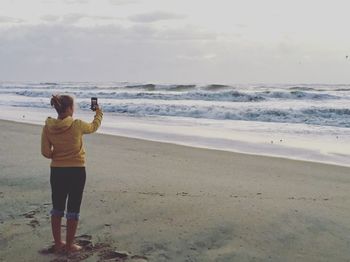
[1,0,349,84]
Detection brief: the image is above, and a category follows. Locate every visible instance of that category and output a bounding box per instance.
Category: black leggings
[50,167,86,220]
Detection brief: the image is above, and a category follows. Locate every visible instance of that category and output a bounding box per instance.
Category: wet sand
[0,119,350,261]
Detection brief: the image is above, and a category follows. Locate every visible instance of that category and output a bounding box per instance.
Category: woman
[41,94,103,252]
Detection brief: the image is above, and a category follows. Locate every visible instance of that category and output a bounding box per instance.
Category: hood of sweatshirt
[45,116,74,134]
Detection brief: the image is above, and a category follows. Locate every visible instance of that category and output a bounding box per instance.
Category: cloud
[236,24,248,28]
[61,13,86,24]
[39,13,122,25]
[1,22,342,83]
[155,26,217,41]
[0,23,219,81]
[40,0,89,4]
[129,11,186,23]
[63,0,89,4]
[177,53,217,61]
[109,0,140,5]
[0,16,24,24]
[40,15,61,22]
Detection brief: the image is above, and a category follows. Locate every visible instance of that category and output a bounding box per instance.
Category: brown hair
[50,94,74,114]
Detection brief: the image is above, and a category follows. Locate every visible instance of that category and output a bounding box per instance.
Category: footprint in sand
[27,219,40,228]
[130,255,149,261]
[138,191,165,197]
[98,249,130,260]
[22,210,39,219]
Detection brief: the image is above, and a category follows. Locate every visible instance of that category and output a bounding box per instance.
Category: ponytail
[50,94,74,114]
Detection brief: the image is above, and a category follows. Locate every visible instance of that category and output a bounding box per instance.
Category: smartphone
[90,97,98,111]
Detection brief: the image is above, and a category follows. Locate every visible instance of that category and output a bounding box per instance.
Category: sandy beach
[1,119,350,262]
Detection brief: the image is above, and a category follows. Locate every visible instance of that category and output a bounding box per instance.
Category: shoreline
[1,118,349,169]
[1,119,350,261]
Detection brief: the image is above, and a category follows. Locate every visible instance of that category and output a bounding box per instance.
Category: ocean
[1,81,349,166]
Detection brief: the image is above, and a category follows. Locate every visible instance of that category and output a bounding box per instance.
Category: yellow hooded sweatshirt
[41,109,103,167]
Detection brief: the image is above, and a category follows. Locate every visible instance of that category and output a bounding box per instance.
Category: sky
[0,0,350,84]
